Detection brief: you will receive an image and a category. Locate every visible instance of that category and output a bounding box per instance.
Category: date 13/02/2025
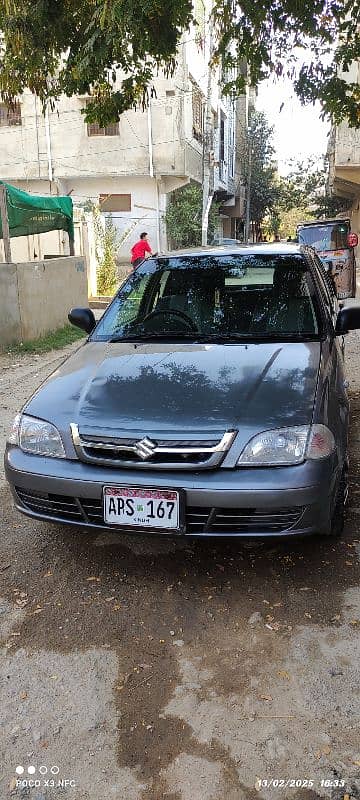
[256,778,346,790]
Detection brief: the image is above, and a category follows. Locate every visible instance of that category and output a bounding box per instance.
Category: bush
[96,220,119,295]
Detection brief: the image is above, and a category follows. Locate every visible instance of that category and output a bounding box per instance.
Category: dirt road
[0,337,360,800]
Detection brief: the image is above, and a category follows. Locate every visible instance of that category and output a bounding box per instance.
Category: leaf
[19,691,27,700]
[86,576,101,582]
[277,670,291,681]
[9,778,17,791]
[43,571,53,577]
[260,694,273,701]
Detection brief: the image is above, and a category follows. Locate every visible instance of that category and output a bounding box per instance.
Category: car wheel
[329,464,348,537]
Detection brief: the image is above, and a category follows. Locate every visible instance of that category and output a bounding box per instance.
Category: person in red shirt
[130,232,152,268]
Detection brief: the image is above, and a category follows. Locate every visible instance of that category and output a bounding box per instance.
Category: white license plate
[103,486,180,530]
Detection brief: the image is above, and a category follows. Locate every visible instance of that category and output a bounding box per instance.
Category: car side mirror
[68,307,96,334]
[335,305,360,335]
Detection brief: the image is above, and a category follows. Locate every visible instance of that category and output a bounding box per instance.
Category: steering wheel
[141,308,199,332]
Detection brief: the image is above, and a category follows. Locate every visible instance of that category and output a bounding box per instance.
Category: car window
[91,254,322,342]
[94,269,156,337]
[310,252,337,319]
[298,222,349,251]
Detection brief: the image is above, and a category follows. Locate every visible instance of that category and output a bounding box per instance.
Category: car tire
[329,464,348,537]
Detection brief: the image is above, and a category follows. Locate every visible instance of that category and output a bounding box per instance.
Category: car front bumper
[5,446,338,538]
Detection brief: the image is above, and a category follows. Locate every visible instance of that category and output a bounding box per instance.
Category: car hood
[25,340,320,440]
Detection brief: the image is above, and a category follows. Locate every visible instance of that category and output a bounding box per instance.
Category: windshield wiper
[109,331,198,343]
[191,332,321,343]
[109,331,320,344]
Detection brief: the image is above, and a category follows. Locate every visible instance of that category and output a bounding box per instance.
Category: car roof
[157,243,305,259]
[297,218,350,227]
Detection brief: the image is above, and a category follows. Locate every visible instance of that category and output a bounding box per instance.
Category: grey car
[5,243,360,539]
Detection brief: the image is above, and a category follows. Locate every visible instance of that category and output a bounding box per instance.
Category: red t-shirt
[131,239,151,263]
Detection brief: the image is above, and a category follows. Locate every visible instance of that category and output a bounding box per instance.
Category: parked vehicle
[211,237,243,246]
[5,243,360,539]
[296,218,358,299]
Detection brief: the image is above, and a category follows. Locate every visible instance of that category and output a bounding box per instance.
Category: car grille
[70,424,237,471]
[15,488,83,522]
[15,488,304,534]
[186,506,304,534]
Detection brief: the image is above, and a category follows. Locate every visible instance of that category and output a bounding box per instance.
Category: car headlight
[237,424,335,467]
[7,413,66,458]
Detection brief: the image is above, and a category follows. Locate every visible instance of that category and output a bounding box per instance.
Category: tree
[276,156,353,228]
[166,183,219,248]
[240,111,280,239]
[0,1,359,126]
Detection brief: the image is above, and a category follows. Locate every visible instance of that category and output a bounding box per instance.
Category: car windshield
[92,254,322,342]
[298,222,349,251]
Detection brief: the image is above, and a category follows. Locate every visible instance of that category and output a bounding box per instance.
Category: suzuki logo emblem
[134,437,157,460]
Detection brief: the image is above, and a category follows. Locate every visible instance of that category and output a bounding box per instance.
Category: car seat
[264,267,317,334]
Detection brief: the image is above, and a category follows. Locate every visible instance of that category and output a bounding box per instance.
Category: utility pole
[244,132,252,244]
[0,184,12,262]
[202,8,214,246]
[244,87,252,245]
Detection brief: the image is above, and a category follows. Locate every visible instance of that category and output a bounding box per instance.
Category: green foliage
[276,157,353,223]
[95,216,120,296]
[239,111,280,234]
[3,325,85,355]
[214,1,360,127]
[276,206,311,240]
[166,183,219,248]
[0,0,193,126]
[0,1,359,126]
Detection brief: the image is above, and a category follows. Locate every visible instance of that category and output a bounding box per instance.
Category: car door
[310,252,349,464]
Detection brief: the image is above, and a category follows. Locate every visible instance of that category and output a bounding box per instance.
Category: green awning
[0,181,74,240]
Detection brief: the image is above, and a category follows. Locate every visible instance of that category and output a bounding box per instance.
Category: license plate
[103,486,180,530]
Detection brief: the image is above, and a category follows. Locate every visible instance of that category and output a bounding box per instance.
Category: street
[0,335,360,800]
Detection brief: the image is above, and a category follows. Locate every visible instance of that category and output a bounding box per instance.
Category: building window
[0,102,22,127]
[85,102,119,137]
[99,194,131,212]
[192,84,204,142]
[87,119,119,137]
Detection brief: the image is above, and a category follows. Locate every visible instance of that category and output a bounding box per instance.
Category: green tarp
[0,181,74,241]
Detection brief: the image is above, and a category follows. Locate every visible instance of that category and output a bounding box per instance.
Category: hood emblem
[134,437,157,460]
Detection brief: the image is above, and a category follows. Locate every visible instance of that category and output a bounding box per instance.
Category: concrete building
[327,59,360,260]
[0,9,245,291]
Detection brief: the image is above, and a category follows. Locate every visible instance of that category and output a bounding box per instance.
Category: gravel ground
[0,331,360,800]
